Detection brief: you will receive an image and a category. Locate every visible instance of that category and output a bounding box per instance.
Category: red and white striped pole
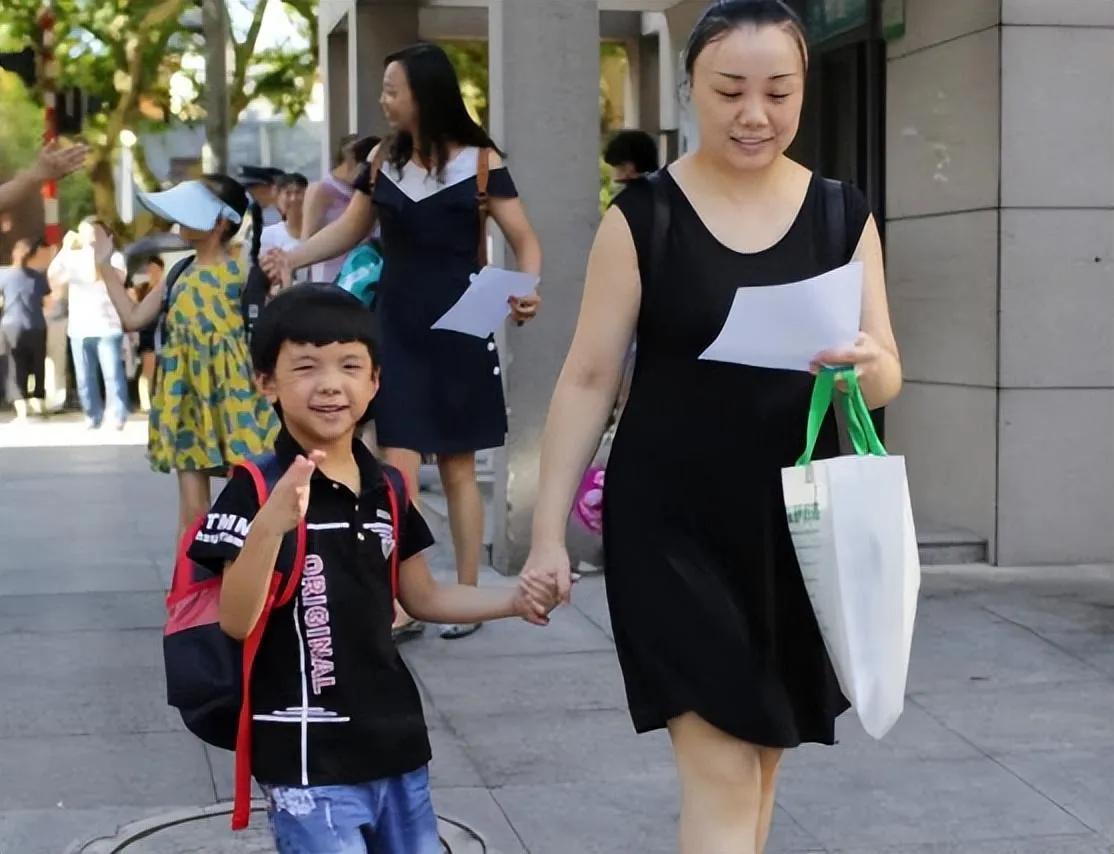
[37,2,61,246]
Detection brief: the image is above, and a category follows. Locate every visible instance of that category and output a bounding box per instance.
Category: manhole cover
[71,803,486,853]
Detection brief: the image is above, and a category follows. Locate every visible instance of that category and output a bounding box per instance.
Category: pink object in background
[572,466,606,535]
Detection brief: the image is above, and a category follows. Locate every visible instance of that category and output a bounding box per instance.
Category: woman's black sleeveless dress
[353,147,518,454]
[605,170,871,747]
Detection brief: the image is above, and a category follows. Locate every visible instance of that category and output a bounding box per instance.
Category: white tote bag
[781,369,920,739]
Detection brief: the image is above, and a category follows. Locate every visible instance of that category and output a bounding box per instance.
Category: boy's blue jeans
[264,767,441,854]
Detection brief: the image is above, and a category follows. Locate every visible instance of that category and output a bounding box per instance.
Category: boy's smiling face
[259,340,379,447]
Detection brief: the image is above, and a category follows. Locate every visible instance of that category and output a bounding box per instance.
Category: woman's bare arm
[300,181,331,242]
[285,193,374,273]
[531,207,641,545]
[812,215,902,409]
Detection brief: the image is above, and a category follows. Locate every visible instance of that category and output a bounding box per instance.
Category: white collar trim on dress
[380,147,481,203]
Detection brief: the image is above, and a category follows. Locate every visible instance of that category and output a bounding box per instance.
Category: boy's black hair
[147,255,166,269]
[251,284,380,424]
[604,130,660,176]
[277,172,309,190]
[252,284,379,375]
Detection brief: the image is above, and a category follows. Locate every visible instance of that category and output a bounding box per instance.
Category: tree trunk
[89,150,123,236]
[203,0,229,172]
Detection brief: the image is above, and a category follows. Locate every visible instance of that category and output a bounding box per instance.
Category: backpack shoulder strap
[381,465,408,599]
[647,170,671,295]
[160,255,194,320]
[366,145,389,197]
[475,148,491,268]
[821,177,848,263]
[229,452,306,831]
[156,255,195,352]
[166,512,209,605]
[236,454,307,607]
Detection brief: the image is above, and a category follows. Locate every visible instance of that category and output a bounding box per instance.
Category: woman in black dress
[269,44,542,640]
[521,3,902,852]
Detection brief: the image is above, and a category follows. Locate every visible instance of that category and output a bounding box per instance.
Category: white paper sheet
[699,261,863,372]
[431,266,540,338]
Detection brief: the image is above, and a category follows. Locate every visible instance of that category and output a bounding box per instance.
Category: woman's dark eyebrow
[715,71,797,81]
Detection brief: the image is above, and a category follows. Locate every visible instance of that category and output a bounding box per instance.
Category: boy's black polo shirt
[188,428,434,787]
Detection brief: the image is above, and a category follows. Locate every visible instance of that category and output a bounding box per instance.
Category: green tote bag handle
[796,368,888,466]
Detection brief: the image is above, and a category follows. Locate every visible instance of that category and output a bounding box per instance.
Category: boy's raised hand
[260,451,325,534]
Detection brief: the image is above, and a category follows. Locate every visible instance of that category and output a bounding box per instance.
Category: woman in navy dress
[271,43,542,639]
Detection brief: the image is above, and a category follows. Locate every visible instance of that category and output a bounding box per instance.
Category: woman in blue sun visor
[99,175,280,542]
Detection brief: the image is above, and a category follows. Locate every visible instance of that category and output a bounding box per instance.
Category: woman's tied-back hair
[684,0,809,78]
[199,173,250,242]
[383,43,503,180]
[334,133,382,168]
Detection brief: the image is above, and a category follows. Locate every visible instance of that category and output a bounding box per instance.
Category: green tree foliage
[441,41,489,128]
[441,39,630,214]
[0,0,318,236]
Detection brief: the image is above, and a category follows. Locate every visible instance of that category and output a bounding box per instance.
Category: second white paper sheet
[699,261,863,372]
[432,266,540,338]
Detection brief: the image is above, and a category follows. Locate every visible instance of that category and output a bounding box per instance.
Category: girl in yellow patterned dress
[101,175,278,540]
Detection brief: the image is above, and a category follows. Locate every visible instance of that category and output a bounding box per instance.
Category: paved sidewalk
[1,440,1113,853]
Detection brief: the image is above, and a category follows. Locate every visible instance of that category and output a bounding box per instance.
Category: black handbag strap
[647,170,671,294]
[821,177,848,262]
[645,172,847,285]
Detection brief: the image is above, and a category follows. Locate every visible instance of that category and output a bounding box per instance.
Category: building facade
[318,0,1114,568]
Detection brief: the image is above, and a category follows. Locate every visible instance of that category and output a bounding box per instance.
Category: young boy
[188,284,554,853]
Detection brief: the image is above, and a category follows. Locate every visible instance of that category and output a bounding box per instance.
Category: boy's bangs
[251,284,379,375]
[282,303,378,351]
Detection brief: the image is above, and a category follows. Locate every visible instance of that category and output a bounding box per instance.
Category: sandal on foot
[439,623,482,640]
[391,620,426,643]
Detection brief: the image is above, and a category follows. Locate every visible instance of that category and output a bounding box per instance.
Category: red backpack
[163,453,404,829]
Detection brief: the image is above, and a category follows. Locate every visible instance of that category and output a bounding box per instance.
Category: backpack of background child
[333,243,385,307]
[155,253,270,357]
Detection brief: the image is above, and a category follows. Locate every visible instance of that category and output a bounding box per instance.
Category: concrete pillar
[884,0,1114,565]
[488,0,601,573]
[350,2,419,138]
[637,31,661,133]
[324,28,350,168]
[623,38,641,128]
[662,1,708,154]
[995,1,1114,564]
[883,1,1003,558]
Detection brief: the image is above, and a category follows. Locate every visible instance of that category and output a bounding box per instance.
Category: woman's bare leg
[756,746,784,852]
[668,712,767,854]
[139,352,156,412]
[436,451,483,589]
